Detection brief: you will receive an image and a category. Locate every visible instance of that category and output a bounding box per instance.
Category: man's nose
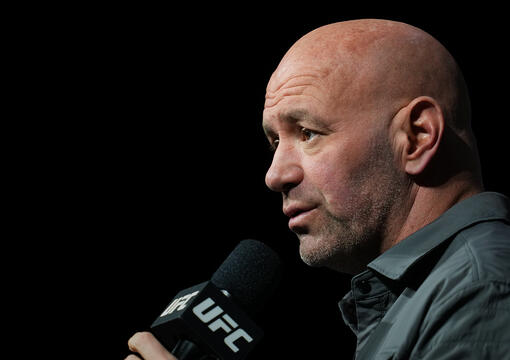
[265,145,304,193]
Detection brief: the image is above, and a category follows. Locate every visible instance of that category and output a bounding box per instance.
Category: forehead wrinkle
[265,63,331,100]
[265,74,329,110]
[267,73,320,94]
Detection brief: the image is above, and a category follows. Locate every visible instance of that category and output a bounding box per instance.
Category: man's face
[262,61,407,274]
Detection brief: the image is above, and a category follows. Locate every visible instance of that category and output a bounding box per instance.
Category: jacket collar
[367,192,510,281]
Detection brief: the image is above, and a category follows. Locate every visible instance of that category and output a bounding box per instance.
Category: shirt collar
[367,192,510,281]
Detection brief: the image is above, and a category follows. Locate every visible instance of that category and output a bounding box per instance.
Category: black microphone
[151,239,282,360]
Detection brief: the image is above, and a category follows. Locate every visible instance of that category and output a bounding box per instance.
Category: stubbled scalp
[266,19,473,144]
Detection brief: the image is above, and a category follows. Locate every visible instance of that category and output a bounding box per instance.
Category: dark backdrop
[35,6,508,359]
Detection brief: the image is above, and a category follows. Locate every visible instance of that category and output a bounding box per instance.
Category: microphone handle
[172,338,219,360]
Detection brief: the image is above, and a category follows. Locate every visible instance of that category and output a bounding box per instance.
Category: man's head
[262,19,483,274]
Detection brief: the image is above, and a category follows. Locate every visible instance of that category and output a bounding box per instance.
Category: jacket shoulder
[459,220,510,281]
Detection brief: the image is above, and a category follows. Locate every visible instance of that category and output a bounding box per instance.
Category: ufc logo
[160,291,199,317]
[192,297,253,353]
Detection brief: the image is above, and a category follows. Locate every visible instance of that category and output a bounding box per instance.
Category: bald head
[267,19,472,139]
[263,20,483,272]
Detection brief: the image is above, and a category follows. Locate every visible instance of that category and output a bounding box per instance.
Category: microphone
[150,239,283,360]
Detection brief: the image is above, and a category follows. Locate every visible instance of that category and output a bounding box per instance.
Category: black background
[24,5,509,359]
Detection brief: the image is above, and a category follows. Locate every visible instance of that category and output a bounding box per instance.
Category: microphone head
[211,239,282,318]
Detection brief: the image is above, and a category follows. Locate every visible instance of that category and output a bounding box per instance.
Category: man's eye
[300,127,318,142]
[269,138,279,152]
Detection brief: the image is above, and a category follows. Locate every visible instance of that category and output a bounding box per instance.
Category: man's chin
[297,234,330,267]
[297,233,366,274]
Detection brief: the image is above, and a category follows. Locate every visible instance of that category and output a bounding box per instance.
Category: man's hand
[125,331,177,360]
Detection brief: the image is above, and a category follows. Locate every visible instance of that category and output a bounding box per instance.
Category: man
[126,19,509,359]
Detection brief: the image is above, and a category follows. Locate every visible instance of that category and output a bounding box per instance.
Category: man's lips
[283,204,317,231]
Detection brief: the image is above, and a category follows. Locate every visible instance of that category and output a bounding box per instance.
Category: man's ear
[401,96,445,176]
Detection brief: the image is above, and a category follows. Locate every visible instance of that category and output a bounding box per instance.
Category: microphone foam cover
[211,239,282,318]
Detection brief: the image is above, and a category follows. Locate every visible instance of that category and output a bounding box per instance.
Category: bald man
[126,19,510,359]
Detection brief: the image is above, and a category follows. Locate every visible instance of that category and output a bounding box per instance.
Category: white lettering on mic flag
[160,291,199,317]
[193,297,254,353]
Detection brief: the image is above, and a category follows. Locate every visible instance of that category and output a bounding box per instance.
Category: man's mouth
[283,204,317,231]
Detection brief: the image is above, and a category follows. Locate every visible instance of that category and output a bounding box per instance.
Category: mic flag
[151,281,263,359]
[150,239,282,360]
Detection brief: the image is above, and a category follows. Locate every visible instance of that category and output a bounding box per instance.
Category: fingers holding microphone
[126,332,177,360]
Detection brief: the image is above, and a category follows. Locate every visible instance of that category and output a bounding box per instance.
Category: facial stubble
[297,135,407,274]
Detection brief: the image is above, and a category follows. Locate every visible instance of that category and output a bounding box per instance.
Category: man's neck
[382,182,483,253]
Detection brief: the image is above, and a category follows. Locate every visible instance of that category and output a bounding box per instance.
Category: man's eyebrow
[263,109,332,138]
[285,109,332,131]
[262,122,277,140]
[285,109,312,122]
